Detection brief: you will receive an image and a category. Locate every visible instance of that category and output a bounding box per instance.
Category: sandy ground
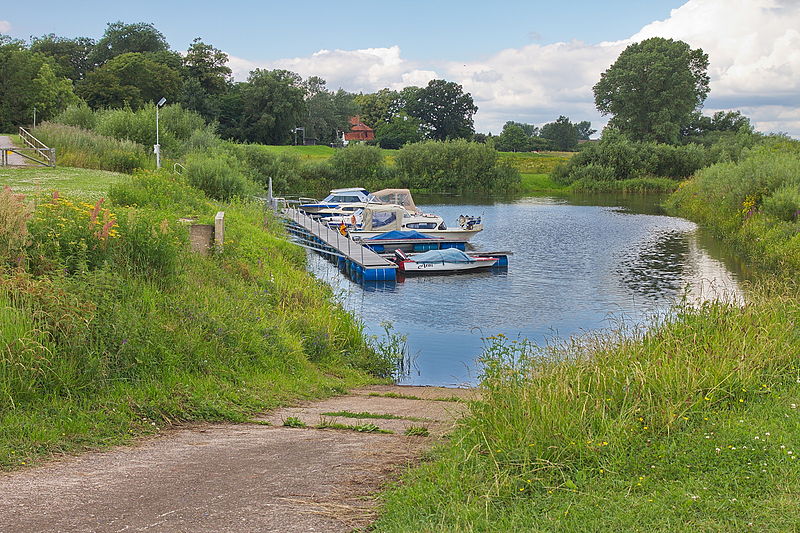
[0,385,474,533]
[0,135,29,166]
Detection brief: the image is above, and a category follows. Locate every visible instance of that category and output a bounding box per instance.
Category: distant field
[0,166,124,199]
[255,145,572,174]
[498,151,573,174]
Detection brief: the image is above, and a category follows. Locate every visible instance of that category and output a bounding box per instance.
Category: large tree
[183,38,231,95]
[89,21,170,66]
[0,37,78,129]
[593,37,709,144]
[405,79,477,141]
[239,69,307,144]
[540,116,580,151]
[29,34,96,81]
[78,52,181,109]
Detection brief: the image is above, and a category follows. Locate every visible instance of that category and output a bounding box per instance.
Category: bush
[109,169,210,212]
[52,102,97,130]
[0,186,32,268]
[762,185,800,222]
[329,144,386,184]
[184,151,258,201]
[395,139,520,192]
[111,210,184,279]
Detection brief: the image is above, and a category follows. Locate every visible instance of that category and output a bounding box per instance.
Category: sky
[3,0,799,136]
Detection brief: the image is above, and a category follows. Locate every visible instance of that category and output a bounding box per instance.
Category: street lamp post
[155,97,167,168]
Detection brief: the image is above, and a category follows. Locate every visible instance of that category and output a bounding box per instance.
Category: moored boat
[392,248,498,273]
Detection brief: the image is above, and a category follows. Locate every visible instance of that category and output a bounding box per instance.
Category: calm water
[306,194,750,387]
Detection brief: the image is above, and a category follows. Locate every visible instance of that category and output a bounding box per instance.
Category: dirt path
[0,385,473,532]
[0,135,29,166]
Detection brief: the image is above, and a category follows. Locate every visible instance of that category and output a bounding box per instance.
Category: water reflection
[307,194,749,387]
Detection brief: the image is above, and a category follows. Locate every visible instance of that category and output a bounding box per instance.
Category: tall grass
[0,169,392,469]
[666,140,800,272]
[376,285,800,531]
[35,122,153,173]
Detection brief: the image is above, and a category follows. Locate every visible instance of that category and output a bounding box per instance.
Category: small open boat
[392,248,498,274]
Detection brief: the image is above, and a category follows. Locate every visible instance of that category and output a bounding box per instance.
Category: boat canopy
[361,205,405,231]
[412,248,475,263]
[369,230,438,240]
[372,189,419,213]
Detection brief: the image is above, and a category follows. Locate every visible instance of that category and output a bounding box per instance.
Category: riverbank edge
[0,165,394,471]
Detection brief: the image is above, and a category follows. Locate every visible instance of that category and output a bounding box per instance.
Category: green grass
[403,426,430,437]
[499,151,573,174]
[519,173,569,193]
[0,166,393,470]
[375,287,800,531]
[0,166,125,199]
[368,392,463,403]
[320,410,431,422]
[317,420,394,434]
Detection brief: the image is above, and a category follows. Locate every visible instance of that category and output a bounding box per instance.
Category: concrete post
[214,211,225,253]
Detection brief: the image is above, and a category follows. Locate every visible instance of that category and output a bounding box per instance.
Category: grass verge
[0,167,393,470]
[374,286,800,531]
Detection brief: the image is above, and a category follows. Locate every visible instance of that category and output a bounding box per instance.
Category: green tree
[496,123,531,152]
[89,21,170,66]
[183,38,231,95]
[354,88,402,128]
[77,52,181,109]
[302,78,359,145]
[32,62,79,120]
[540,116,579,151]
[0,38,78,130]
[29,34,95,80]
[681,110,753,144]
[405,79,478,140]
[375,112,423,149]
[239,69,307,144]
[593,37,709,144]
[575,121,597,140]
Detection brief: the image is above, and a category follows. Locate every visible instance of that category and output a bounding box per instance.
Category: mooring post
[214,211,225,253]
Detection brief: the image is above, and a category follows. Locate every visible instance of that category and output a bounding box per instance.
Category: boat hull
[352,228,481,242]
[398,257,498,273]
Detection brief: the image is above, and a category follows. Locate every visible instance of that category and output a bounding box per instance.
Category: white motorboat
[392,249,498,273]
[347,205,482,242]
[299,188,382,215]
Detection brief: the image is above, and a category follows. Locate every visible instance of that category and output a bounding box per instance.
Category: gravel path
[0,135,29,166]
[0,385,474,532]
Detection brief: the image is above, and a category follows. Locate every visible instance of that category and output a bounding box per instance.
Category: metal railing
[18,127,55,166]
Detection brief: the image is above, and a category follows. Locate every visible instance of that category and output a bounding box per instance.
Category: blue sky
[4,1,685,62]
[3,1,799,136]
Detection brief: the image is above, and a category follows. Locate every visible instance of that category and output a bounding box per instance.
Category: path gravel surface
[0,385,474,533]
[0,135,29,166]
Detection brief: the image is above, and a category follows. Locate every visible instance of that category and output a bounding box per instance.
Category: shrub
[760,185,800,222]
[329,144,386,184]
[109,169,209,212]
[52,102,97,130]
[395,139,519,192]
[184,151,257,201]
[111,210,184,279]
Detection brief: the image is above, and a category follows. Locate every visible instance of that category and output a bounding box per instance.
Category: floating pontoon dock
[281,207,397,281]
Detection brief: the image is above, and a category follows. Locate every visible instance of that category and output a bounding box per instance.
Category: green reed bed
[376,287,800,531]
[0,169,395,470]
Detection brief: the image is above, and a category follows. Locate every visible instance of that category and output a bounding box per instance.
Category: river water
[306,194,750,387]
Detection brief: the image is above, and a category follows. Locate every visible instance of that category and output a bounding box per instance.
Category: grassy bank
[0,166,394,470]
[375,141,800,531]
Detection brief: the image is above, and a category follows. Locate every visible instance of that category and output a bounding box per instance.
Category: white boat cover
[412,248,475,263]
[371,189,419,213]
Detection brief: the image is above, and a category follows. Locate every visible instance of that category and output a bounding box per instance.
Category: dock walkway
[281,207,397,281]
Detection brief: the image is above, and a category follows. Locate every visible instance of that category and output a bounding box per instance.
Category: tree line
[1,20,600,152]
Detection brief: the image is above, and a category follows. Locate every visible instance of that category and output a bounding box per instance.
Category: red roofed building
[343,116,375,142]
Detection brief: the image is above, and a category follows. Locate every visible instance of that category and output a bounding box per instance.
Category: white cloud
[229,0,800,136]
[0,20,12,34]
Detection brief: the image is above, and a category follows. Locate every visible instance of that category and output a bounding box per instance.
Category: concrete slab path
[0,385,475,533]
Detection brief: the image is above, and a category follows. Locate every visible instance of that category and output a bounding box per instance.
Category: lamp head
[157,97,167,108]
